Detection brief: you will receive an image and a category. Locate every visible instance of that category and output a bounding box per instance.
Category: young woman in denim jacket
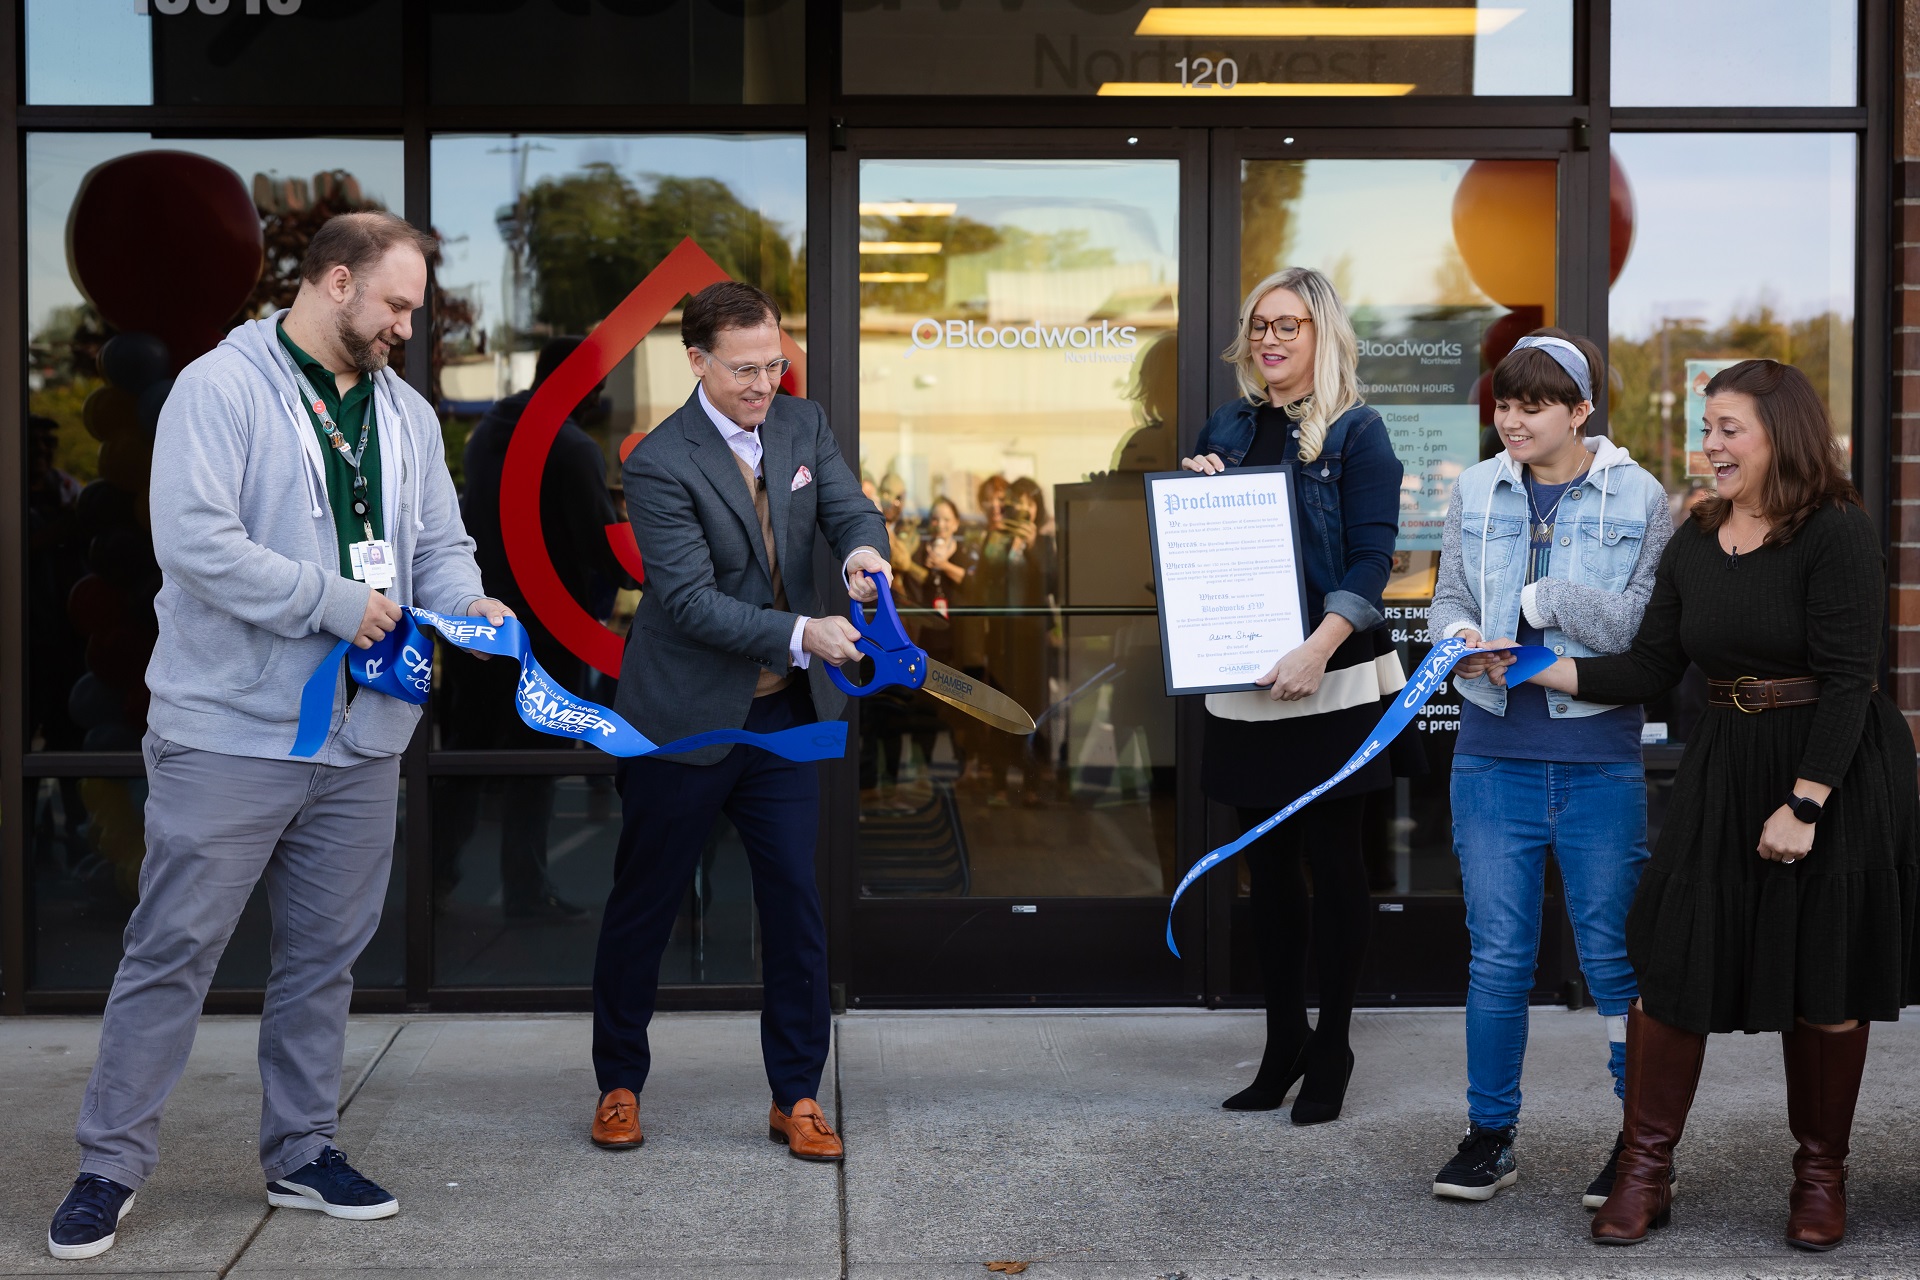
[1425,329,1671,1206]
[1183,267,1404,1124]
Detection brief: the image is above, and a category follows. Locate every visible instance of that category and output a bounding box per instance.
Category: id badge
[352,539,397,589]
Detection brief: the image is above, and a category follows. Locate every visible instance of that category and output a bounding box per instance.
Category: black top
[1579,503,1878,788]
[1576,503,1917,1031]
[461,389,628,625]
[1243,402,1296,467]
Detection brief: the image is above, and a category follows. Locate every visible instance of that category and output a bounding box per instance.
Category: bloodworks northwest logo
[500,237,808,678]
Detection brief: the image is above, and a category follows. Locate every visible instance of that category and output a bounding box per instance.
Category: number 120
[1174,57,1240,89]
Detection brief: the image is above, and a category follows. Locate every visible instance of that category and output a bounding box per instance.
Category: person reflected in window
[1113,329,1179,473]
[986,476,1056,806]
[437,336,628,922]
[1425,329,1672,1207]
[859,471,925,796]
[1500,360,1917,1252]
[1182,266,1405,1125]
[908,496,978,778]
[1109,333,1182,885]
[955,475,1010,792]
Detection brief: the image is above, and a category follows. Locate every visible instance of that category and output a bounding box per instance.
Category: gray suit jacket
[615,390,887,764]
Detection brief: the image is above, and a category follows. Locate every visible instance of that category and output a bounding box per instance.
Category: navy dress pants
[592,683,829,1109]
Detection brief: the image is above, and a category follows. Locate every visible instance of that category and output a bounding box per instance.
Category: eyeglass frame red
[1249,314,1312,341]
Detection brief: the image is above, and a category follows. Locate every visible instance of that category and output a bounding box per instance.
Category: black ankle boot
[1222,1036,1310,1111]
[1290,1040,1355,1125]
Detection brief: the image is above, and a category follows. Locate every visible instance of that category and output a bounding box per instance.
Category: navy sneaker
[267,1147,398,1220]
[47,1174,136,1260]
[1583,1130,1679,1209]
[1432,1125,1519,1201]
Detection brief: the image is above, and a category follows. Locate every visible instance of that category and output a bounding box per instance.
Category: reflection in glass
[26,136,406,753]
[856,159,1179,898]
[431,0,805,105]
[843,0,1570,96]
[1607,134,1855,496]
[29,777,406,992]
[26,0,402,106]
[1612,0,1855,107]
[1240,156,1557,895]
[432,776,760,986]
[429,134,806,727]
[1606,134,1855,749]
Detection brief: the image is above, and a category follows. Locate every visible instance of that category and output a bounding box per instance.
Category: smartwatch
[1787,794,1824,824]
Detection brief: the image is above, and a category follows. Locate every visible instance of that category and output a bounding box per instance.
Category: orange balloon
[83,384,140,443]
[1451,160,1557,324]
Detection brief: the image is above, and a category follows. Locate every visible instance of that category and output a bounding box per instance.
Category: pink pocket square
[791,465,813,492]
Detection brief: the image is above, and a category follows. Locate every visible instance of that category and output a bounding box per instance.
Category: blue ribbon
[1164,636,1558,956]
[290,606,848,763]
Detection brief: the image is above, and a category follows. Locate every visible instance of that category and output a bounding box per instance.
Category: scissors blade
[920,659,1037,735]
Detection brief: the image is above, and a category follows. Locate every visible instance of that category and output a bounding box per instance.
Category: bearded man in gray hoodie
[46,212,510,1261]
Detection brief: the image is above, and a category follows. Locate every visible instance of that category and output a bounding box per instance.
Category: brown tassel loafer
[768,1097,844,1162]
[591,1088,643,1149]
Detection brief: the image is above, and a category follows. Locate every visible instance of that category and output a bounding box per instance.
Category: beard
[335,301,396,374]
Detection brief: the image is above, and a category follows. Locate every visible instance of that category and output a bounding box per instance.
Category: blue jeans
[1449,755,1650,1133]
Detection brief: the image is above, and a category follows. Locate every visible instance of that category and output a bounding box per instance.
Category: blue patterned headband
[1509,335,1593,403]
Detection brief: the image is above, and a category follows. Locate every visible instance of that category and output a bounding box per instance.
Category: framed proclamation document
[1143,465,1310,696]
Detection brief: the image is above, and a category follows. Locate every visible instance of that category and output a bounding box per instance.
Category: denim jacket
[1428,436,1672,720]
[1193,397,1402,633]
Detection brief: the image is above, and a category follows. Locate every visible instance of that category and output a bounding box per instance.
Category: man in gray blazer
[591,282,889,1162]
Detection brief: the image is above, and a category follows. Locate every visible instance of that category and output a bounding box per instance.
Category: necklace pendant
[1534,520,1552,541]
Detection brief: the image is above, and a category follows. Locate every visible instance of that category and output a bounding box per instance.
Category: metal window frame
[0,0,1891,1014]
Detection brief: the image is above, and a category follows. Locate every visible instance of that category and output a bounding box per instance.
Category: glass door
[835,132,1208,1004]
[1213,134,1581,1005]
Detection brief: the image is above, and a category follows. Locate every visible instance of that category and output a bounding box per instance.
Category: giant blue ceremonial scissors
[826,576,1037,735]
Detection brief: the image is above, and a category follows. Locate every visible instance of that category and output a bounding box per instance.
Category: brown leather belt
[1706,676,1840,713]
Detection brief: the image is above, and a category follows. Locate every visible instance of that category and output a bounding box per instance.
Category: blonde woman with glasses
[1183,267,1406,1123]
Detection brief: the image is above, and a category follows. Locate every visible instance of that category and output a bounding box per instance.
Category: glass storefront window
[1607,132,1856,747]
[29,776,406,992]
[1612,0,1857,107]
[432,775,761,986]
[1607,134,1856,493]
[843,0,1571,97]
[855,158,1180,898]
[431,0,805,105]
[1239,156,1557,895]
[428,133,805,713]
[26,134,406,754]
[25,0,403,106]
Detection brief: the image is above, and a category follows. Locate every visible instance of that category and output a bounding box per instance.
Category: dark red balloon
[67,573,125,637]
[1610,150,1636,286]
[1480,306,1546,371]
[67,151,263,374]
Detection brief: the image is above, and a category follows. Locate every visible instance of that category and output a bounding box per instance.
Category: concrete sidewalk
[2,1010,1917,1279]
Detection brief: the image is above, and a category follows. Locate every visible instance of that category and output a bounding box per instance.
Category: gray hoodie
[144,311,485,764]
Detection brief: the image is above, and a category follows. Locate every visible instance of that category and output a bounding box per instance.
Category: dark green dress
[1577,502,1917,1033]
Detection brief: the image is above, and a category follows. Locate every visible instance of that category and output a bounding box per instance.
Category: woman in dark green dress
[1488,360,1917,1252]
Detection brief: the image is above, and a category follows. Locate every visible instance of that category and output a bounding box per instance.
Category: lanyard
[289,363,376,542]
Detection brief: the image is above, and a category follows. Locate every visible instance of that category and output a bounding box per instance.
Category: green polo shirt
[277,324,384,579]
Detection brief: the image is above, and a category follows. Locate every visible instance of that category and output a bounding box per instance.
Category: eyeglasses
[1249,315,1312,341]
[705,355,793,385]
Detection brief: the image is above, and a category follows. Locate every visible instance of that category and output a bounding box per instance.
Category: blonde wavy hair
[1222,266,1361,463]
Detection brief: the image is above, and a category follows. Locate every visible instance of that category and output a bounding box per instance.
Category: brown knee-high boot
[1781,1021,1870,1252]
[1591,1005,1708,1245]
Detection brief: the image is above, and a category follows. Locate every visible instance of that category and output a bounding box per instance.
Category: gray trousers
[74,732,400,1190]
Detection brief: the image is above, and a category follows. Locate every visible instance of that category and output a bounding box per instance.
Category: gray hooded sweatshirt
[145,311,485,764]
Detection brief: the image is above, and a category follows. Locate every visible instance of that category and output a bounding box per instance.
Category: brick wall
[1896,0,1920,744]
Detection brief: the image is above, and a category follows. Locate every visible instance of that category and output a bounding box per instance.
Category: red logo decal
[500,237,808,678]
